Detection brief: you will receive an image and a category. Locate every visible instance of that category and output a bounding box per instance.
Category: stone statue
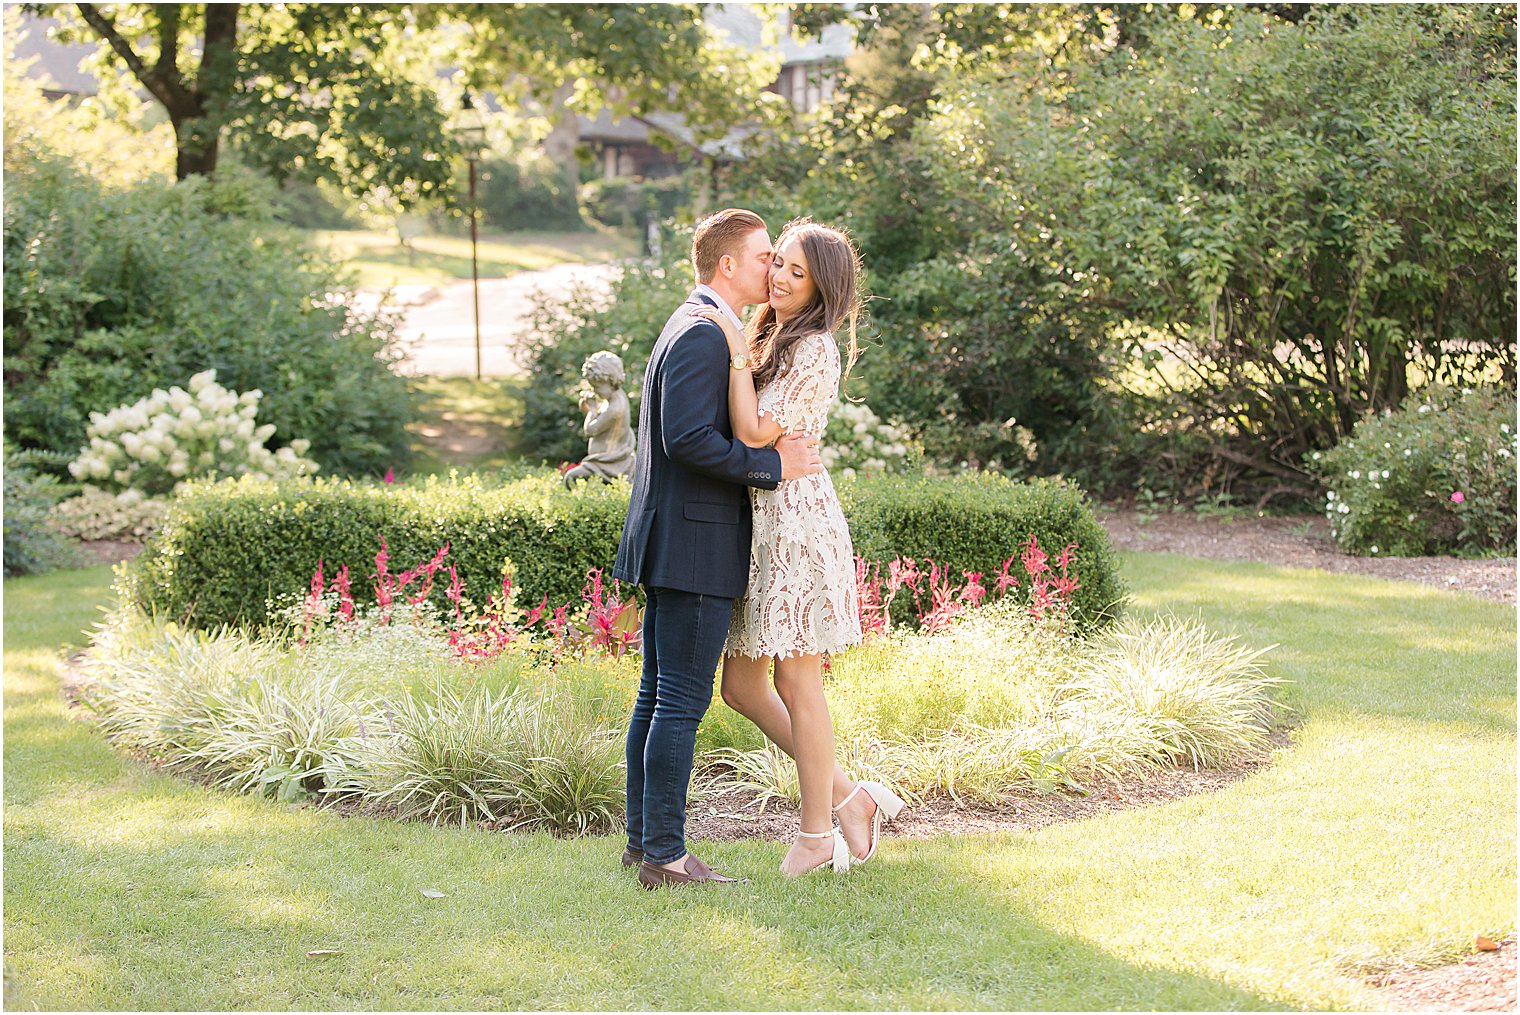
[563,351,635,489]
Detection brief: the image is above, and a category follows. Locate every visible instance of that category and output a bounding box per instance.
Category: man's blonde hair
[691,208,767,284]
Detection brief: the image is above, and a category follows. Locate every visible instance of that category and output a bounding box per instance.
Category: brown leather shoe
[638,854,748,889]
[621,847,643,868]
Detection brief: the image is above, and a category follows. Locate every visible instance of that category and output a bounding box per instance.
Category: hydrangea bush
[822,399,917,478]
[68,369,318,496]
[1314,386,1517,556]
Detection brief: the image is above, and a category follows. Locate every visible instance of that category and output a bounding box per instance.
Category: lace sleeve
[762,333,840,432]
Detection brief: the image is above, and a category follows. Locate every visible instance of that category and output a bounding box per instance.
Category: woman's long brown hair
[746,218,863,393]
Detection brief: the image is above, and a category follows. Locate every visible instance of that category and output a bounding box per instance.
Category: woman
[692,218,904,877]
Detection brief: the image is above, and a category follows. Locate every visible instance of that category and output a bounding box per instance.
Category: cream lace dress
[726,332,862,660]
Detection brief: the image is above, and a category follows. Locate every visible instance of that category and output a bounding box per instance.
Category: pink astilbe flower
[854,556,888,639]
[373,534,394,619]
[330,564,354,622]
[300,559,327,644]
[960,570,987,609]
[918,560,964,633]
[994,553,1020,597]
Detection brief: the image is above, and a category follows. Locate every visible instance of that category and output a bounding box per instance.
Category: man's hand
[776,432,823,481]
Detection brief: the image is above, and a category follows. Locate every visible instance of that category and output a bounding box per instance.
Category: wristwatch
[730,352,750,370]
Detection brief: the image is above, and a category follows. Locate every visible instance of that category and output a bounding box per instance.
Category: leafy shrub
[50,487,168,542]
[68,369,318,495]
[579,176,692,231]
[921,5,1517,488]
[3,157,419,477]
[120,471,633,631]
[120,469,1126,633]
[837,472,1124,634]
[1315,386,1518,556]
[3,454,81,576]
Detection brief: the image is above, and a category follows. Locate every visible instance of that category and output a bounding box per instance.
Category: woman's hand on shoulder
[690,305,746,354]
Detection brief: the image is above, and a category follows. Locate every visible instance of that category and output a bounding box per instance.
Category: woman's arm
[691,307,784,448]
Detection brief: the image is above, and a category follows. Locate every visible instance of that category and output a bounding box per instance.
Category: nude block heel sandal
[790,829,851,875]
[833,780,906,863]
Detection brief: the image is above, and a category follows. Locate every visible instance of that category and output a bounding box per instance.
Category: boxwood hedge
[119,470,1124,634]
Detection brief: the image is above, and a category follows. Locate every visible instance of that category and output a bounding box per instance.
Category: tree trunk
[541,82,585,225]
[173,115,219,180]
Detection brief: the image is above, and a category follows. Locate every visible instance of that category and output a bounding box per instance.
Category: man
[613,208,823,889]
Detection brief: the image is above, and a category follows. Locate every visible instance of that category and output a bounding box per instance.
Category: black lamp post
[452,92,488,380]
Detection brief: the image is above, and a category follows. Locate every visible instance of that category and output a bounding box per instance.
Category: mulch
[1367,939,1517,1012]
[1098,508,1515,605]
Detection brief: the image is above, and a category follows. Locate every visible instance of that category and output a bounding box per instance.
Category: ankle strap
[832,783,863,813]
[796,829,836,838]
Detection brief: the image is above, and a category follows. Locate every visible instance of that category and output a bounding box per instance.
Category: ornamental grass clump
[708,605,1280,806]
[1060,614,1281,770]
[1314,385,1517,556]
[68,368,318,495]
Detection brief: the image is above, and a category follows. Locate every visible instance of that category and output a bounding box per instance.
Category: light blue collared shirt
[692,283,745,334]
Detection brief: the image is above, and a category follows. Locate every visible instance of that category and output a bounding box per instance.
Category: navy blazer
[613,292,783,598]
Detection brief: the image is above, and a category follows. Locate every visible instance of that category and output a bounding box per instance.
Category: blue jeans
[625,586,733,865]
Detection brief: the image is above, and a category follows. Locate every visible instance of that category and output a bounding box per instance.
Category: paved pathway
[358,262,621,378]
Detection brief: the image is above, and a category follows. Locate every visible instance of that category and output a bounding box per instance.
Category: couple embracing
[613,209,905,888]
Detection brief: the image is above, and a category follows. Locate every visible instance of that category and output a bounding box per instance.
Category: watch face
[732,354,748,369]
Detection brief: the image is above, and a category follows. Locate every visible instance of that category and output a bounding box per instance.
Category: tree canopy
[29,3,786,203]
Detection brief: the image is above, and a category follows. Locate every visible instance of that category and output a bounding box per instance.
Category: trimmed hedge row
[120,471,1124,633]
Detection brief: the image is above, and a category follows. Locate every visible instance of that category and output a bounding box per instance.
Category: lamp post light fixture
[451,91,489,380]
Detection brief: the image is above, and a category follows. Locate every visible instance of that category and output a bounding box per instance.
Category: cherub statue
[563,351,635,489]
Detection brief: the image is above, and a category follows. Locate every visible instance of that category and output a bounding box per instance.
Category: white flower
[1350,470,1361,479]
[1403,449,1412,457]
[1502,424,1510,434]
[1418,405,1432,414]
[189,369,217,394]
[1370,545,1379,554]
[1327,491,1336,500]
[290,438,311,455]
[1381,470,1389,479]
[167,387,193,412]
[1338,503,1349,514]
[1311,451,1321,460]
[179,405,203,426]
[1501,449,1512,459]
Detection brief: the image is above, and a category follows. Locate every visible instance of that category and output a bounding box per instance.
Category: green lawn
[4,555,1513,1010]
[300,227,636,289]
[407,375,531,477]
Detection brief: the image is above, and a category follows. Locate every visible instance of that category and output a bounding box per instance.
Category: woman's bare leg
[721,653,878,860]
[721,654,853,801]
[771,652,843,873]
